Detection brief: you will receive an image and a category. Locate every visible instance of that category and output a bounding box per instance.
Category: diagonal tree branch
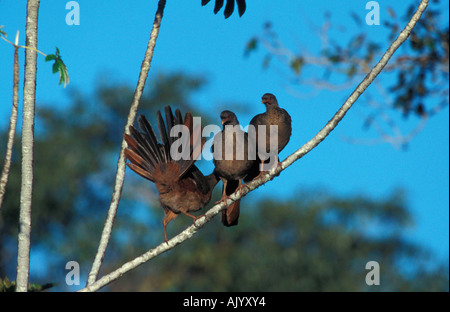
[16,0,40,292]
[79,0,429,292]
[86,0,167,286]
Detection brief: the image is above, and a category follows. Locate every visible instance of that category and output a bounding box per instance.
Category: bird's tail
[221,179,240,227]
[221,200,240,227]
[124,106,206,182]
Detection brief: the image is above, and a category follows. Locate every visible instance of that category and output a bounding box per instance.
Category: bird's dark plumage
[124,106,219,242]
[245,93,292,181]
[202,0,246,18]
[213,110,255,226]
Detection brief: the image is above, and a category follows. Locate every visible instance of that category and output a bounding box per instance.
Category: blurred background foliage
[244,1,448,149]
[108,190,449,291]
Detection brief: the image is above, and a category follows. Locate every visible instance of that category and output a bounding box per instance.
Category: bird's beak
[221,117,231,125]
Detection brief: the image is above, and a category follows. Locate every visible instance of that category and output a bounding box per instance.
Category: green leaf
[1,276,16,292]
[347,65,357,77]
[244,37,258,57]
[0,25,6,37]
[29,282,58,292]
[45,54,56,62]
[58,61,70,87]
[46,47,70,87]
[290,57,304,75]
[59,66,66,84]
[1,276,56,292]
[52,61,60,74]
[328,54,341,64]
[3,276,10,287]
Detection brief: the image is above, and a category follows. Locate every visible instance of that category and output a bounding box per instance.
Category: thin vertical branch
[16,0,40,292]
[0,46,20,212]
[86,0,167,286]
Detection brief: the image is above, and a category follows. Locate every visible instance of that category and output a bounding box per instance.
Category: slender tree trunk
[16,0,40,292]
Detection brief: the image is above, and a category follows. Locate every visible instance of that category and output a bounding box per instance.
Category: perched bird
[245,93,292,181]
[213,111,256,226]
[201,0,246,19]
[124,106,219,242]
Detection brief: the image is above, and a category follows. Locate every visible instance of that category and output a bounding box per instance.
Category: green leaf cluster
[45,47,70,87]
[244,2,448,119]
[0,276,56,292]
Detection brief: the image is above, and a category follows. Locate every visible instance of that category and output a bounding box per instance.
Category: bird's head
[220,110,239,127]
[261,93,278,107]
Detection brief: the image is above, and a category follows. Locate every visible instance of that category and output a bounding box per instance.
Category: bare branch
[0,47,20,212]
[86,0,167,286]
[16,0,40,292]
[79,0,429,292]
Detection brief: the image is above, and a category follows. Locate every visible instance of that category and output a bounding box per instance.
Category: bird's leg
[180,208,205,227]
[274,155,283,177]
[214,179,229,205]
[163,226,168,244]
[253,160,267,180]
[272,154,279,171]
[255,154,279,180]
[234,179,251,194]
[162,209,178,243]
[272,154,282,177]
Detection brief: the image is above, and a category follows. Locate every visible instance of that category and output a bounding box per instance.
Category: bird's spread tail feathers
[124,106,206,182]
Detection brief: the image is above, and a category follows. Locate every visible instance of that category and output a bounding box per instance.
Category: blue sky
[1,0,448,280]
